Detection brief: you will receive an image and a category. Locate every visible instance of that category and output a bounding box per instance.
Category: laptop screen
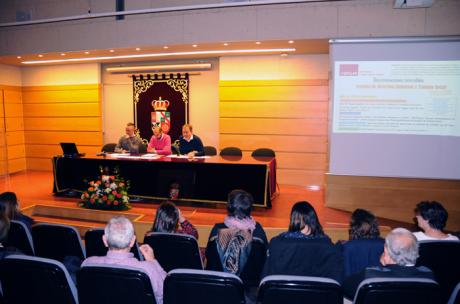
[60,142,80,156]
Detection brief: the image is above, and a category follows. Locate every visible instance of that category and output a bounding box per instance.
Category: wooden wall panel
[5,117,24,131]
[6,131,25,146]
[22,84,102,171]
[3,90,22,103]
[4,103,24,117]
[219,79,329,187]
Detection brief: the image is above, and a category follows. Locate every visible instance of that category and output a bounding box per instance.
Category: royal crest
[151,97,171,133]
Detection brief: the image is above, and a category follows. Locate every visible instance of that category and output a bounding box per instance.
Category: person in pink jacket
[147,126,172,155]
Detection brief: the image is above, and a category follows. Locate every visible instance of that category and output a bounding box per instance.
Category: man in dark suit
[343,227,434,300]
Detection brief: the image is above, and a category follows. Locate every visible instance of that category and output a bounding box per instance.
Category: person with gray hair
[342,227,435,300]
[82,216,166,304]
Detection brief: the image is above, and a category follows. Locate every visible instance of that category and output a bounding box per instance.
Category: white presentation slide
[333,61,460,136]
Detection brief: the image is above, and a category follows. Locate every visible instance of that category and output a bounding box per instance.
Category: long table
[53,154,276,208]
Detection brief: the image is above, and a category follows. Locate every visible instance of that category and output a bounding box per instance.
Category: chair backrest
[101,143,117,152]
[448,281,460,304]
[32,223,85,262]
[206,237,267,286]
[341,238,384,277]
[203,146,217,156]
[416,240,460,302]
[220,147,242,156]
[258,275,342,304]
[143,232,202,272]
[251,148,276,158]
[164,269,245,304]
[138,143,147,153]
[0,254,78,304]
[84,228,143,260]
[78,264,156,304]
[5,220,35,256]
[354,278,441,304]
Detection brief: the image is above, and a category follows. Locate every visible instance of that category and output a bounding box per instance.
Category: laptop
[60,142,85,157]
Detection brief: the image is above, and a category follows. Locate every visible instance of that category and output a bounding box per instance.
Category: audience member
[413,201,459,241]
[82,216,166,304]
[146,201,198,239]
[179,124,204,157]
[0,215,23,259]
[115,122,144,153]
[340,209,384,277]
[147,126,172,155]
[261,201,343,282]
[0,191,34,230]
[206,189,268,275]
[343,227,434,300]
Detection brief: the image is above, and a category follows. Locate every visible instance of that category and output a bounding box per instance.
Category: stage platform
[1,170,410,247]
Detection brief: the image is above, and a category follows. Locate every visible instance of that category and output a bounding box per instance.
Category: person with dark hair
[146,201,198,239]
[261,201,343,282]
[0,215,23,259]
[340,209,384,277]
[0,191,34,230]
[179,124,204,157]
[206,189,268,275]
[413,201,459,241]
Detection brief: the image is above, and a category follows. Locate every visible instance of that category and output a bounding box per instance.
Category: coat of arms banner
[133,73,189,143]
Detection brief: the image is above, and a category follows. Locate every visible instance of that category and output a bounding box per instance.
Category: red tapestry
[133,73,189,144]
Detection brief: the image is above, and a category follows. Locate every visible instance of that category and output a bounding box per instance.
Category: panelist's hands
[147,147,156,153]
[139,244,155,261]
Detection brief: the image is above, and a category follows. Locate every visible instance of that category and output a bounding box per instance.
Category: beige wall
[102,59,220,148]
[1,0,459,56]
[0,63,22,86]
[21,63,101,86]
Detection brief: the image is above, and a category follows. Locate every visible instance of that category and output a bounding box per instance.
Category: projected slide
[333,61,460,136]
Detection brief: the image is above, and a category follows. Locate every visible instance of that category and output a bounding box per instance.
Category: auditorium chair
[448,282,460,304]
[251,148,276,158]
[416,240,460,302]
[220,146,243,157]
[4,220,35,256]
[32,223,86,263]
[206,237,267,286]
[0,255,78,304]
[164,269,245,304]
[353,277,441,304]
[143,232,202,272]
[203,145,217,156]
[257,275,342,304]
[78,263,156,304]
[101,143,117,152]
[84,228,144,260]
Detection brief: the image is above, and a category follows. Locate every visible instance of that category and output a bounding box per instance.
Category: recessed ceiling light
[16,56,22,59]
[280,53,288,57]
[163,46,169,49]
[192,44,198,48]
[223,43,229,46]
[84,51,90,54]
[38,54,43,57]
[60,53,66,56]
[109,49,115,53]
[255,41,261,45]
[288,40,294,44]
[135,48,141,51]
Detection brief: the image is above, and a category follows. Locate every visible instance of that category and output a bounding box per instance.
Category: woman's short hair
[288,201,324,236]
[104,216,134,250]
[0,192,19,221]
[227,189,253,219]
[415,201,448,230]
[349,208,380,240]
[152,201,179,233]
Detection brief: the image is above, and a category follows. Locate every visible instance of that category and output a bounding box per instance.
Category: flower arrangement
[80,166,131,210]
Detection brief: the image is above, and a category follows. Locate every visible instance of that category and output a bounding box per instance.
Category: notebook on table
[60,142,86,157]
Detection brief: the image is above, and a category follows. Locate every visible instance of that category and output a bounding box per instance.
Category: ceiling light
[109,49,115,53]
[60,53,66,56]
[280,53,288,57]
[135,48,141,51]
[192,44,198,48]
[38,54,43,57]
[255,41,261,45]
[163,46,169,49]
[21,48,297,65]
[84,51,90,54]
[288,40,294,44]
[223,43,229,46]
[16,56,21,59]
[106,63,212,73]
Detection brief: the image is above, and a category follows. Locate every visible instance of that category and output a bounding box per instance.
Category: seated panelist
[147,126,171,155]
[115,122,144,153]
[179,124,204,157]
